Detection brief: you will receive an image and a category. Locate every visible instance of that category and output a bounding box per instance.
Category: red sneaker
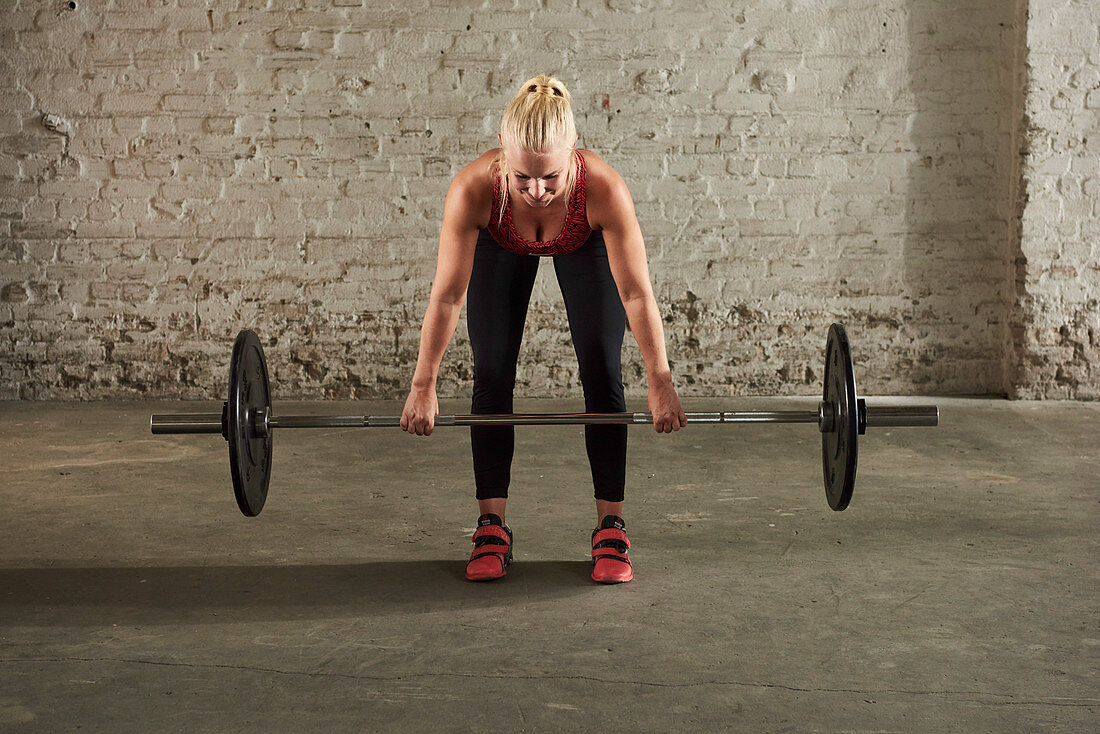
[591,515,633,584]
[465,514,513,582]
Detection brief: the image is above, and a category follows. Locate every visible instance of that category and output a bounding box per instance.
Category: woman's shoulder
[578,149,626,190]
[446,150,499,226]
[453,149,500,191]
[576,149,630,216]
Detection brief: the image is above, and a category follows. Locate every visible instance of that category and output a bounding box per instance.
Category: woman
[400,75,686,584]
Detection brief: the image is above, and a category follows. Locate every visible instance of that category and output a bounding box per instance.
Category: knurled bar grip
[149,405,939,435]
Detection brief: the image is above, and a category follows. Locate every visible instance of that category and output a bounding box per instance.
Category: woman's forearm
[410,298,464,389]
[622,295,673,383]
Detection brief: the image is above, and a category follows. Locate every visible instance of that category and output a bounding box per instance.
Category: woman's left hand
[648,374,687,433]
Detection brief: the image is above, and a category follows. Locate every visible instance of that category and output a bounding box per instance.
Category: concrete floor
[0,397,1097,732]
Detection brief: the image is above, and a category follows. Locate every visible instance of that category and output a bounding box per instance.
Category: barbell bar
[150,324,939,517]
[152,407,937,432]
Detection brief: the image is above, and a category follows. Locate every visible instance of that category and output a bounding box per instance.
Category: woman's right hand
[400,385,439,436]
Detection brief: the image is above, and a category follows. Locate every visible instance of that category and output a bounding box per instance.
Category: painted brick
[0,1,1094,400]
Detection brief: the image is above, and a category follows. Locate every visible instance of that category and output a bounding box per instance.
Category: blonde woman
[401,75,686,584]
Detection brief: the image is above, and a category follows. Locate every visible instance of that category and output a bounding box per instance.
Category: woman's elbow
[431,287,467,308]
[618,282,655,306]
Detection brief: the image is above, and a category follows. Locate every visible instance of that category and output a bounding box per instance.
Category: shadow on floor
[0,560,597,627]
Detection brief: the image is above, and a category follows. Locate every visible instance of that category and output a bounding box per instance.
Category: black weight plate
[227,329,272,517]
[822,323,858,511]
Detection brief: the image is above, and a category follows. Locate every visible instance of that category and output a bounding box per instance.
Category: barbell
[150,323,939,517]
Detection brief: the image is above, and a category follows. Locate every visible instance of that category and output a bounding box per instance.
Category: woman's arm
[402,165,486,435]
[587,156,686,433]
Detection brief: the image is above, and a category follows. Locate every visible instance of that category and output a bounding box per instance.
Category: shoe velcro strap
[472,525,511,544]
[592,538,628,556]
[470,549,508,564]
[592,528,630,547]
[472,539,510,554]
[593,552,631,565]
[473,534,510,549]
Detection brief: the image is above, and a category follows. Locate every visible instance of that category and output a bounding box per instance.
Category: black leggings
[466,228,628,502]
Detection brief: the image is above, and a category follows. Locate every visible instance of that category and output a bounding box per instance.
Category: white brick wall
[0,0,1094,401]
[1014,0,1100,399]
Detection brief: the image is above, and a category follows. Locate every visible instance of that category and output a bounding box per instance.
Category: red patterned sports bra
[486,150,592,257]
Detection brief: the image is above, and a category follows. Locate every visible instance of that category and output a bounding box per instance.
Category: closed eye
[514,172,560,180]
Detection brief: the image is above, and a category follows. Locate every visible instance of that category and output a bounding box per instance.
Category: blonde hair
[490,75,579,224]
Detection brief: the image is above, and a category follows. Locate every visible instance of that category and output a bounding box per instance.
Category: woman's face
[500,135,574,208]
